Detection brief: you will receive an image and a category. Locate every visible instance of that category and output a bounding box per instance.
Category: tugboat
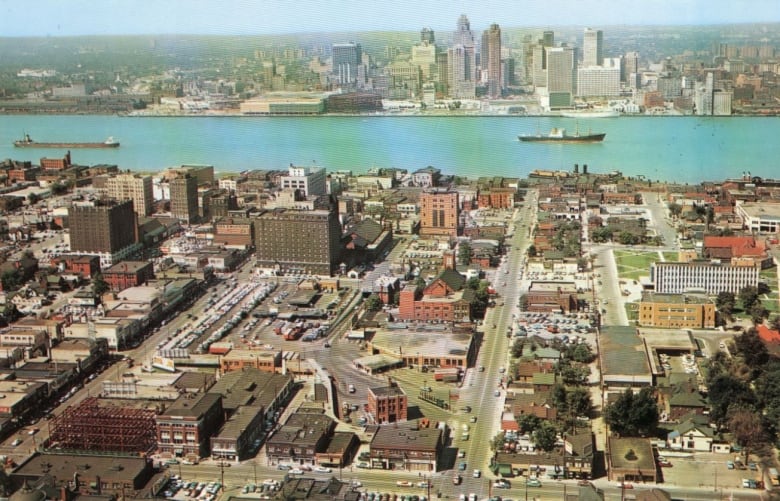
[518,126,605,143]
[14,133,120,148]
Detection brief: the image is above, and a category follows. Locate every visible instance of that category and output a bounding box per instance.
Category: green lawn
[760,267,779,314]
[662,252,678,262]
[614,250,662,281]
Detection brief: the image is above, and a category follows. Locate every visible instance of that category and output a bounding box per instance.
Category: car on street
[277,464,291,471]
[289,468,304,475]
[493,480,510,489]
[526,479,542,487]
[396,481,413,487]
[11,438,22,447]
[727,460,735,470]
[458,450,466,458]
[357,462,370,468]
[749,462,758,471]
[314,466,331,473]
[473,469,481,478]
[658,459,672,467]
[462,406,472,413]
[458,462,467,471]
[742,478,757,489]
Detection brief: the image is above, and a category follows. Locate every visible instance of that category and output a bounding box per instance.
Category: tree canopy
[604,387,659,437]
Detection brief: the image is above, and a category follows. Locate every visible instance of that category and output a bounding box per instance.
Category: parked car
[526,479,542,487]
[727,460,735,470]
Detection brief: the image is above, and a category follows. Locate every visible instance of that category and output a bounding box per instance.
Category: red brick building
[102,261,155,292]
[398,269,473,322]
[477,188,515,209]
[51,255,101,279]
[40,152,71,170]
[526,281,579,313]
[419,189,459,238]
[368,384,407,424]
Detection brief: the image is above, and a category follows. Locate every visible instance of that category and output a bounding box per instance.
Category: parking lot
[655,451,764,492]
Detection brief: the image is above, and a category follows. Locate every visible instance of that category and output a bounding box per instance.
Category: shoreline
[1,111,776,118]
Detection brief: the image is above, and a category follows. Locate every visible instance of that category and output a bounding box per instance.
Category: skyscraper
[170,174,198,224]
[622,51,640,87]
[583,28,603,67]
[69,199,140,268]
[546,46,577,107]
[482,23,502,98]
[105,173,154,217]
[420,27,435,44]
[449,15,476,99]
[332,42,362,87]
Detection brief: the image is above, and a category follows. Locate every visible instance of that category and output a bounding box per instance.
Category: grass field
[614,250,663,281]
[662,252,678,262]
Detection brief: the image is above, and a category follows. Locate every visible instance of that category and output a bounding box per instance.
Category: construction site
[47,397,158,454]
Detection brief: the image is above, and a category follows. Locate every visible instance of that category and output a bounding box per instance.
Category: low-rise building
[102,261,155,292]
[219,349,281,374]
[210,405,265,461]
[369,422,443,472]
[667,415,714,452]
[526,281,579,313]
[638,292,716,329]
[367,383,407,424]
[266,410,336,466]
[155,392,224,458]
[607,437,657,483]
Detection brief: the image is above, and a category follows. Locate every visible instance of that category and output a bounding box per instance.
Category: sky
[2,0,779,37]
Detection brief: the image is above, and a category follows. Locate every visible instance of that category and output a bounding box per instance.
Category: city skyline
[4,0,780,37]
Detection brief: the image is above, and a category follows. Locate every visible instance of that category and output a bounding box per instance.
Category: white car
[289,468,304,475]
[473,469,481,478]
[314,466,332,473]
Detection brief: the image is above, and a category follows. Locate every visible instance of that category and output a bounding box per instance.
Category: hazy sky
[3,0,779,37]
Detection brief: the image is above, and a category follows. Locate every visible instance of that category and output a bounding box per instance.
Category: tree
[527,245,537,258]
[707,373,755,429]
[516,413,541,434]
[734,328,769,371]
[510,338,526,358]
[728,409,767,460]
[604,387,659,437]
[771,315,780,332]
[27,193,40,205]
[750,302,769,324]
[590,227,613,243]
[92,272,110,297]
[364,293,382,311]
[716,291,736,319]
[457,242,472,266]
[570,343,595,364]
[617,231,640,245]
[1,270,22,291]
[532,421,559,451]
[559,364,590,386]
[739,286,760,313]
[489,431,506,452]
[668,202,682,218]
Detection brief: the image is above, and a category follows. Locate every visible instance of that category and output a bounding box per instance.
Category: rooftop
[370,423,441,452]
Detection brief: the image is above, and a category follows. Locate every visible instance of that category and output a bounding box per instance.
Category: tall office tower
[546,46,577,105]
[412,27,438,79]
[436,52,449,94]
[105,173,154,217]
[695,72,715,116]
[419,188,459,238]
[583,28,603,67]
[542,30,554,49]
[170,174,199,224]
[420,27,435,44]
[577,58,621,97]
[69,199,139,268]
[332,42,362,86]
[482,23,502,98]
[253,200,342,276]
[622,51,640,87]
[449,15,476,99]
[280,164,327,197]
[531,31,555,88]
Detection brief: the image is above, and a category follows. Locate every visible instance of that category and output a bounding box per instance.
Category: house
[667,415,715,452]
[397,268,473,323]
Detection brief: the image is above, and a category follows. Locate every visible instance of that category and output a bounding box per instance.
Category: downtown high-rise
[482,23,502,98]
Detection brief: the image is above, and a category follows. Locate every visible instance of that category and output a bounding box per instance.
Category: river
[0,114,776,184]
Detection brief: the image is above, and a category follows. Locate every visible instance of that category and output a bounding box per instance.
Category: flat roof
[370,327,473,358]
[160,392,221,418]
[12,452,148,482]
[608,436,656,472]
[371,423,441,452]
[738,202,780,220]
[529,281,578,293]
[103,261,152,273]
[640,292,712,305]
[599,326,651,378]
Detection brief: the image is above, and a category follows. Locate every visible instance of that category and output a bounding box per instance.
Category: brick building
[367,384,407,424]
[155,392,223,459]
[369,422,443,472]
[419,189,459,238]
[638,292,716,329]
[398,269,473,322]
[102,260,155,292]
[526,281,579,313]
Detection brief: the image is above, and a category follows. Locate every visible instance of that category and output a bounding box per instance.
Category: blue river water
[0,114,777,184]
